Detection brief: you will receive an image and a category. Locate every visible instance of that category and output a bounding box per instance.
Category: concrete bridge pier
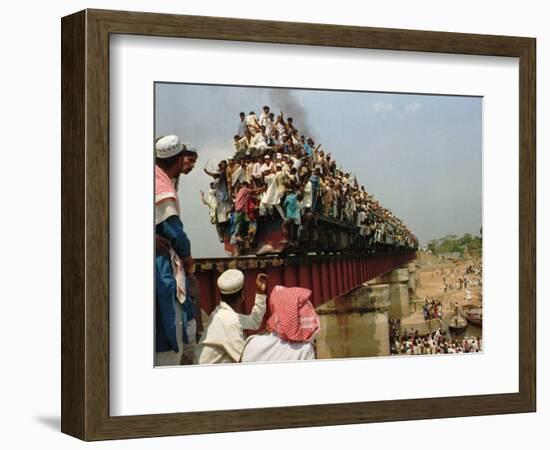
[407,262,417,298]
[371,268,410,321]
[315,283,391,358]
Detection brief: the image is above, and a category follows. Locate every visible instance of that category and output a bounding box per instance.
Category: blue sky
[155,83,482,257]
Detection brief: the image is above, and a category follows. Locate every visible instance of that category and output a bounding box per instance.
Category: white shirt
[302,181,312,209]
[275,171,287,196]
[231,166,244,187]
[195,294,267,364]
[238,120,247,137]
[259,112,270,127]
[241,333,315,362]
[234,136,249,152]
[260,173,280,206]
[265,118,274,137]
[356,210,366,228]
[246,113,259,133]
[260,161,273,173]
[202,190,217,220]
[251,132,268,149]
[252,162,263,179]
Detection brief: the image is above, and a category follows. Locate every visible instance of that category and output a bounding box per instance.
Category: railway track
[193,249,415,273]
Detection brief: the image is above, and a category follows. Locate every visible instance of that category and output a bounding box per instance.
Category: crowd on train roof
[201,105,418,250]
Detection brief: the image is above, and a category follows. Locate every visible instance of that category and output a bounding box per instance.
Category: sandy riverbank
[315,254,482,359]
[399,256,482,336]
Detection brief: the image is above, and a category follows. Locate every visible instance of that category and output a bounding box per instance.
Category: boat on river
[448,315,467,334]
[464,308,482,327]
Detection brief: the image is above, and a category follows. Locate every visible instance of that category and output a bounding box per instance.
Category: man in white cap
[195,270,268,364]
[154,135,199,366]
[260,154,273,173]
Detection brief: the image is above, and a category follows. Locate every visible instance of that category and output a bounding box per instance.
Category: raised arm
[203,167,217,178]
[238,274,268,330]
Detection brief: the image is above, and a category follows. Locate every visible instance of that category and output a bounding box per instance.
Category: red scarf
[266,286,320,343]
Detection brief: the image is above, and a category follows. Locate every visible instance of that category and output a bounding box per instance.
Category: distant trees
[427,232,482,256]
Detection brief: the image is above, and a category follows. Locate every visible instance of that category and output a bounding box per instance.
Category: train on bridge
[203,109,418,257]
[218,210,415,257]
[196,106,418,313]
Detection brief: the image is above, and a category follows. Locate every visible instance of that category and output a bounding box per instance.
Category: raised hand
[256,273,268,294]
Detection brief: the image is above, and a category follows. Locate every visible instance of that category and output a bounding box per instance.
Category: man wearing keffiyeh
[240,285,321,363]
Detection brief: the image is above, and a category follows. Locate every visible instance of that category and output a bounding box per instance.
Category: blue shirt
[284,193,300,221]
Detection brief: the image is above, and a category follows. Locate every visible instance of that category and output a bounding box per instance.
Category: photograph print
[154,82,483,367]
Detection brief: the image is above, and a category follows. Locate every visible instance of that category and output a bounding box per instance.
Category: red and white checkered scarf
[266,286,320,343]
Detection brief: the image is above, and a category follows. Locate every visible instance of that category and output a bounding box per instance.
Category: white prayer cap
[276,153,282,159]
[155,135,184,159]
[264,154,271,159]
[217,269,245,295]
[182,143,198,155]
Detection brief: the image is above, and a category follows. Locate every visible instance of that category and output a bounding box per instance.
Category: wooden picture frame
[61,9,536,441]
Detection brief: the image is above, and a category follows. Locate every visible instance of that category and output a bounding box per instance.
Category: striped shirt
[235,187,252,212]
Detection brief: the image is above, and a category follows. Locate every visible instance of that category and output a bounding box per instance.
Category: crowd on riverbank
[389,319,482,355]
[422,298,443,320]
[436,260,482,294]
[420,258,483,323]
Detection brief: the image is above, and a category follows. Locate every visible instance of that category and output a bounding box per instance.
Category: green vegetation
[427,232,482,257]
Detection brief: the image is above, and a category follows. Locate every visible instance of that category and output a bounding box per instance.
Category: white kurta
[252,162,262,180]
[260,162,273,173]
[260,173,280,206]
[356,210,366,230]
[202,190,217,222]
[231,166,246,187]
[251,132,268,149]
[302,181,312,209]
[195,294,267,364]
[240,333,316,363]
[265,119,274,137]
[258,112,268,126]
[290,156,301,170]
[275,171,287,197]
